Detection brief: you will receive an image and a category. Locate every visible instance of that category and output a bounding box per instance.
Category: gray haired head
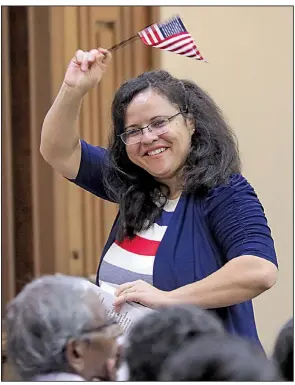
[5,274,106,380]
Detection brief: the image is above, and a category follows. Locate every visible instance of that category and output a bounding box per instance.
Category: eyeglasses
[79,319,119,337]
[62,318,122,381]
[62,319,118,354]
[119,111,185,145]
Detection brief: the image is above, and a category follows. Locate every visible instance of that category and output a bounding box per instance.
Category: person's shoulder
[208,173,254,196]
[186,174,249,198]
[203,174,256,212]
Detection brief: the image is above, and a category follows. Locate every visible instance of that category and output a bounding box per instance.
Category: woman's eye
[127,129,141,137]
[151,119,166,128]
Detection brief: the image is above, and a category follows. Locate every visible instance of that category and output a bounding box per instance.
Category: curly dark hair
[103,70,241,240]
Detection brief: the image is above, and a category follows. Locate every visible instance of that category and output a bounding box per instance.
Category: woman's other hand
[113,280,173,312]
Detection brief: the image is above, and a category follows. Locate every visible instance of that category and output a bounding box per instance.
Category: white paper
[96,283,153,334]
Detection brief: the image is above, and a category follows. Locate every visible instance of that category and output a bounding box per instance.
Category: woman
[40,47,278,345]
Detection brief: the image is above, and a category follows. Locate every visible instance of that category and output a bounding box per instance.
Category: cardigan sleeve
[69,139,115,202]
[203,174,278,266]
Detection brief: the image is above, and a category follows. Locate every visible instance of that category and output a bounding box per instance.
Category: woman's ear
[186,114,195,134]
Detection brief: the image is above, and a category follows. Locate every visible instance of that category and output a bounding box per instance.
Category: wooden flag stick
[108,34,139,52]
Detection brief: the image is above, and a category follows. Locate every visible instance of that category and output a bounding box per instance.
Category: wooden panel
[90,6,120,22]
[78,7,96,277]
[132,6,151,74]
[49,7,70,275]
[149,6,161,69]
[121,7,133,80]
[87,9,108,272]
[27,6,55,276]
[64,6,84,276]
[1,6,15,309]
[95,18,119,243]
[87,7,125,270]
[9,6,35,293]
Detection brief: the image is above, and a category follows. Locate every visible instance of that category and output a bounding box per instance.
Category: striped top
[99,197,180,289]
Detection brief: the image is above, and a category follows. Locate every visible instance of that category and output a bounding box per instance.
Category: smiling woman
[123,92,193,192]
[40,47,278,348]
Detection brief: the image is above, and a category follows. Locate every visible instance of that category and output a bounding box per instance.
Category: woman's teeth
[148,148,167,156]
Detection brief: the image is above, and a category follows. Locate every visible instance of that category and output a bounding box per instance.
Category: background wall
[160,6,293,353]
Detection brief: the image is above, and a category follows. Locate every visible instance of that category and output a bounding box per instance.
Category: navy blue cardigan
[72,140,278,345]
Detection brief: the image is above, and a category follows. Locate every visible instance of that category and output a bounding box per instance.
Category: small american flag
[138,15,206,61]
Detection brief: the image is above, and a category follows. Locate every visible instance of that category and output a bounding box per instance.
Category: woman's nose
[140,127,159,144]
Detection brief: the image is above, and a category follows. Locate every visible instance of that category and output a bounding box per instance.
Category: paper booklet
[97,282,153,334]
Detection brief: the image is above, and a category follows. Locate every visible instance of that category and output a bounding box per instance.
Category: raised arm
[40,48,112,179]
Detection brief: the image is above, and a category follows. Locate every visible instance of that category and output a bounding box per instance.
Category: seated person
[5,274,122,381]
[273,318,294,381]
[159,334,283,382]
[124,305,225,381]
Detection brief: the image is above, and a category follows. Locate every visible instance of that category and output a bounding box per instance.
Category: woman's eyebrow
[124,123,140,130]
[124,115,165,130]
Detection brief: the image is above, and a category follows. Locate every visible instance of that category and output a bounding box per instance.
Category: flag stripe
[138,31,148,45]
[164,39,194,53]
[186,50,200,57]
[155,36,193,51]
[151,25,161,41]
[172,42,195,54]
[154,32,190,48]
[148,26,158,44]
[142,30,152,45]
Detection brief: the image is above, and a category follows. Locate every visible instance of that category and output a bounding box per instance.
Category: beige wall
[160,6,293,353]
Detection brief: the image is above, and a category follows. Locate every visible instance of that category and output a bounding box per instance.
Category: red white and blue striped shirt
[99,198,180,288]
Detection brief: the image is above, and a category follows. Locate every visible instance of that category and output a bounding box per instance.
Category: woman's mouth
[147,147,168,156]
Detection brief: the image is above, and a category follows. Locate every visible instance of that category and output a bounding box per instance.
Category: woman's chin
[148,168,175,182]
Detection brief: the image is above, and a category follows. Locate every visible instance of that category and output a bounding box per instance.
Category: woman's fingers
[81,52,91,72]
[73,47,111,73]
[102,50,112,65]
[114,292,138,307]
[75,49,84,63]
[73,49,100,72]
[89,48,98,58]
[115,282,135,297]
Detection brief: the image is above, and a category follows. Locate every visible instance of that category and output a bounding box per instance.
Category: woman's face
[124,89,194,186]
